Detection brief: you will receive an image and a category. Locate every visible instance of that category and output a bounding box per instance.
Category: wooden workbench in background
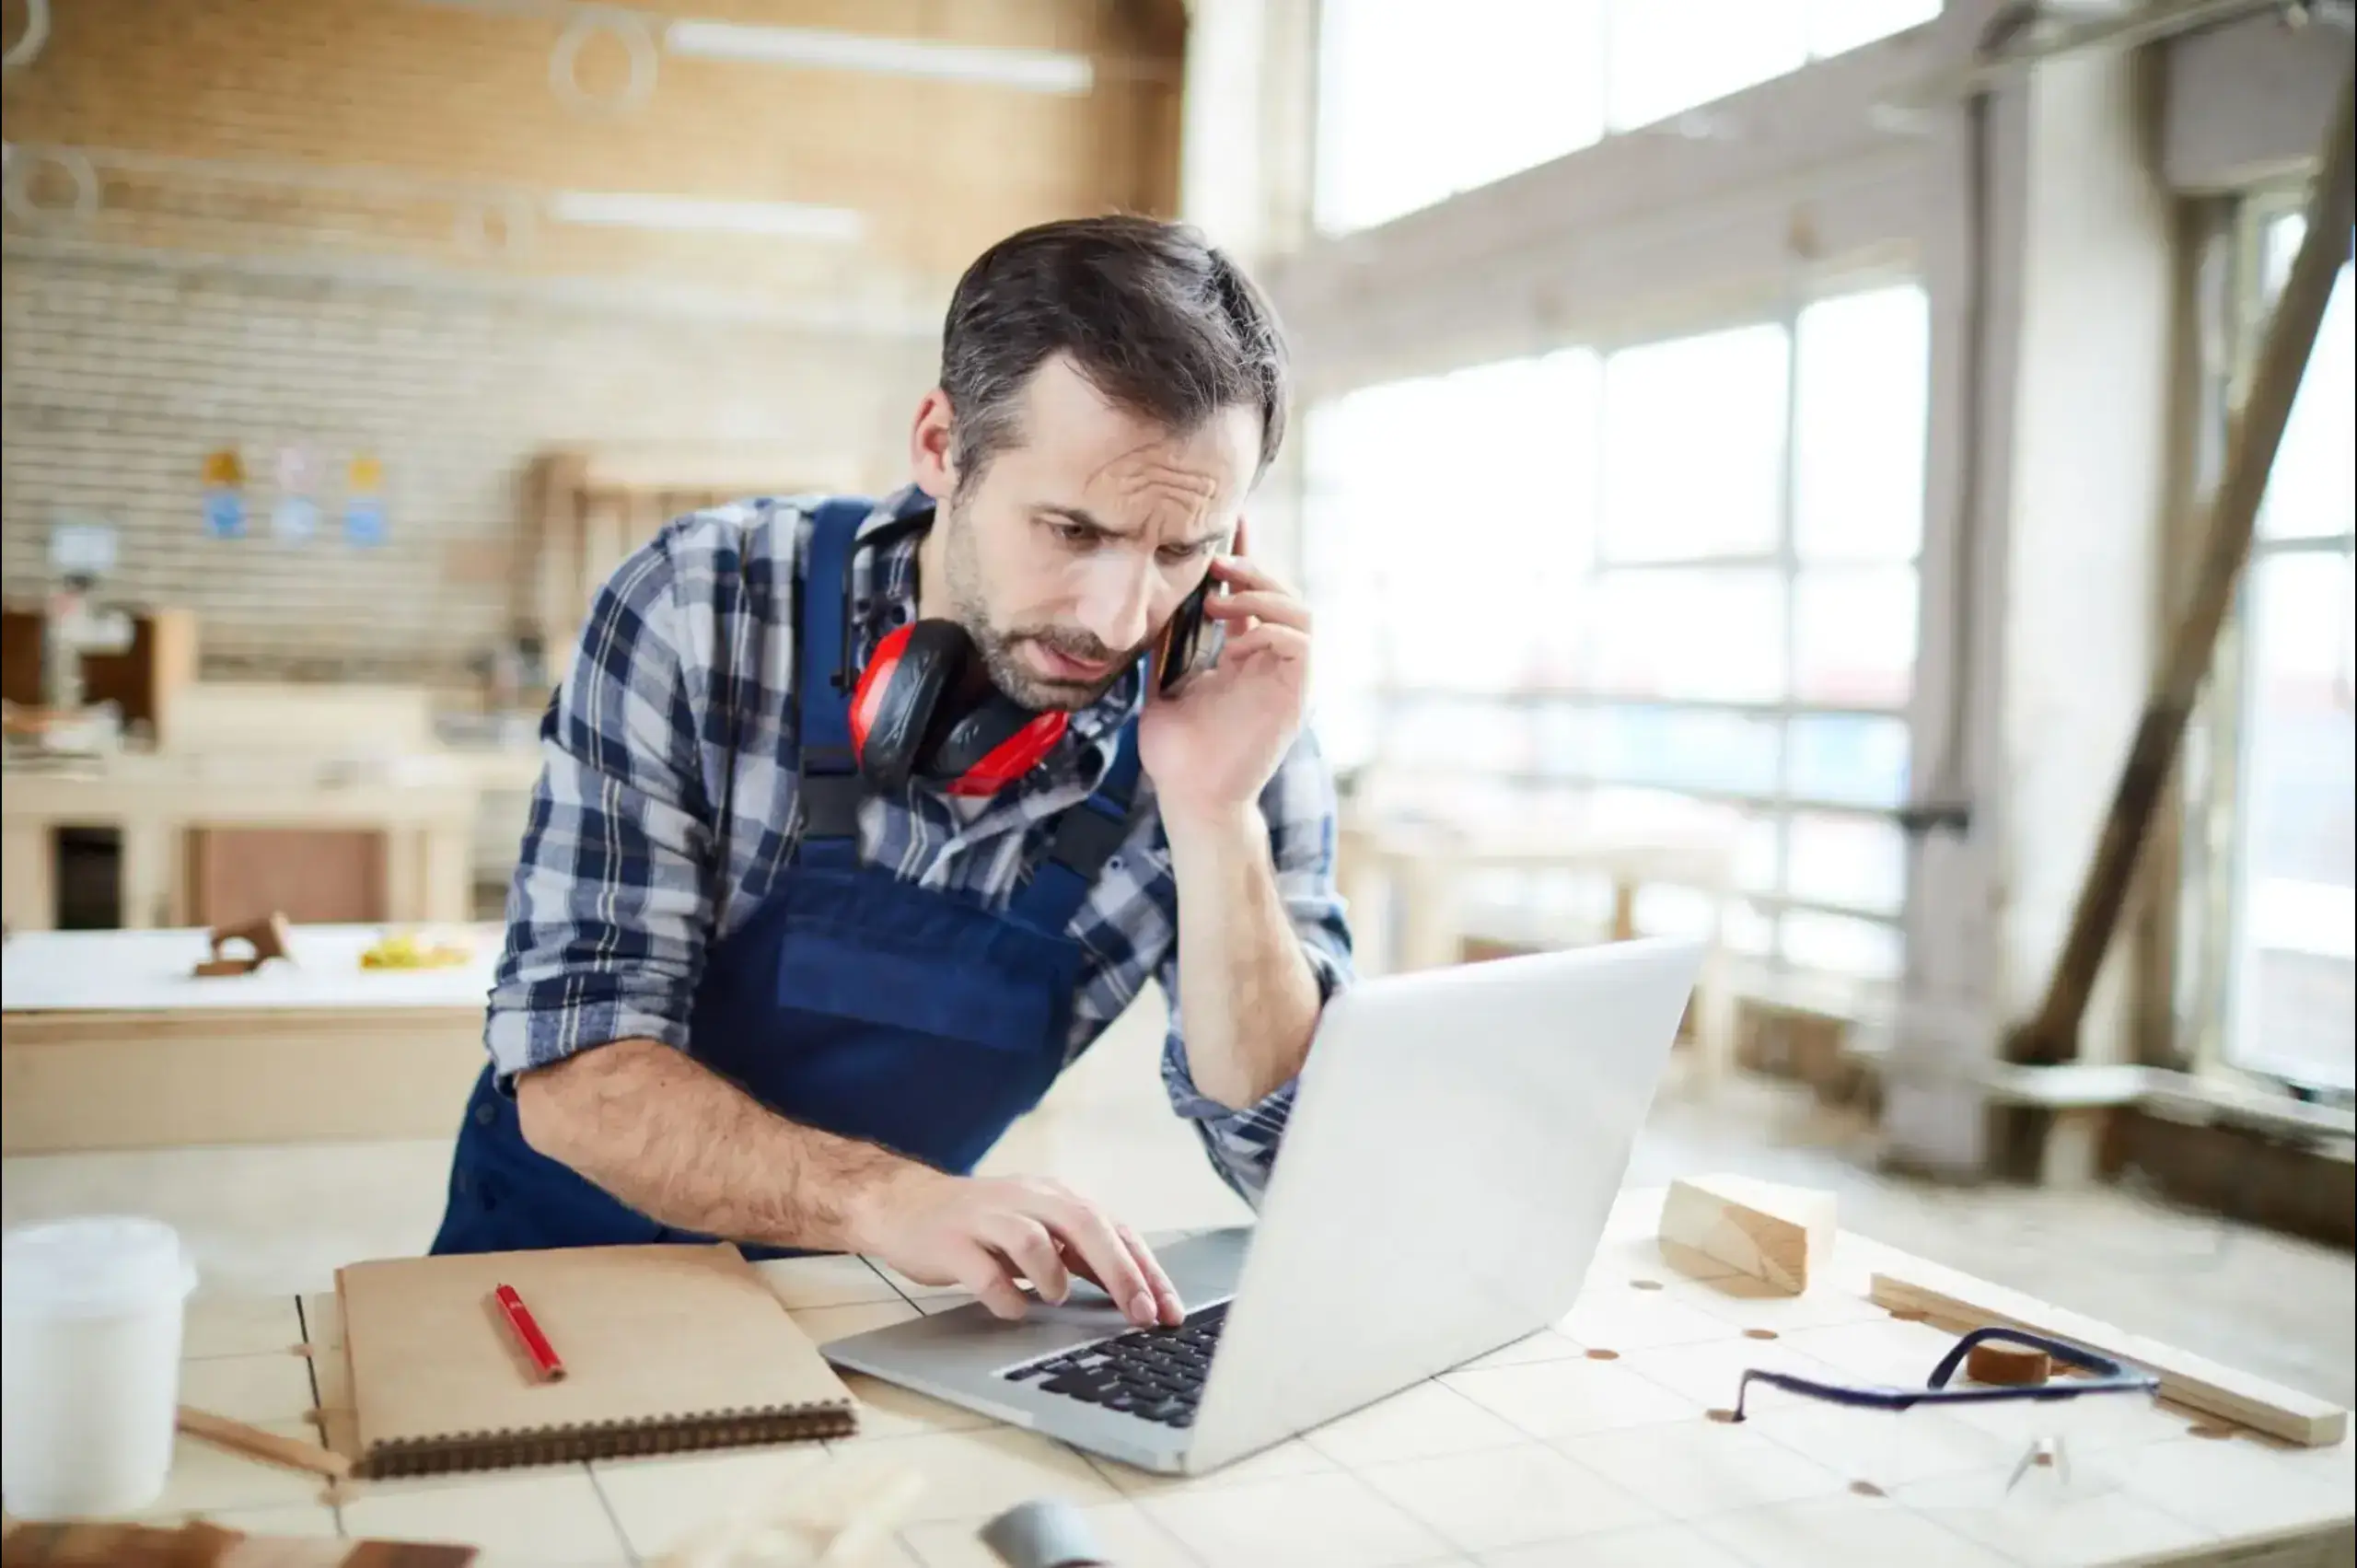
[1,923,497,1154]
[1339,812,1744,1090]
[2,679,545,935]
[2,757,482,934]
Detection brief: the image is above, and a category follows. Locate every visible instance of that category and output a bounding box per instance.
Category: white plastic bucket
[1,1215,199,1519]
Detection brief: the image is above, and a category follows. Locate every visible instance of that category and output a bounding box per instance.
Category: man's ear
[909,387,958,501]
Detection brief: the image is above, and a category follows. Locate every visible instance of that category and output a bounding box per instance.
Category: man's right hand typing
[516,1038,1183,1330]
[848,1167,1185,1329]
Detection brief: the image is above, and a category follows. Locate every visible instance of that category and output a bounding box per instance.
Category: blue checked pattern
[487,484,1355,1205]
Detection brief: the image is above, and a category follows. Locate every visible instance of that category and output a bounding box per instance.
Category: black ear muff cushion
[926,693,1039,781]
[859,620,969,791]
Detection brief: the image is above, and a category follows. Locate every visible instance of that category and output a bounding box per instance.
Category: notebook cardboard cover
[336,1242,856,1479]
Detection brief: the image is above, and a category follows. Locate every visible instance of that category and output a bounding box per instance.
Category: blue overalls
[428,499,1142,1257]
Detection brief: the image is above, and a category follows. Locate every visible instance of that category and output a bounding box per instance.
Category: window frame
[1309,274,1929,983]
[2183,190,2357,1095]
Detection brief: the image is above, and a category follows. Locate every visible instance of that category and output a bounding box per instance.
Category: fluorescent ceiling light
[550,191,865,242]
[663,18,1093,96]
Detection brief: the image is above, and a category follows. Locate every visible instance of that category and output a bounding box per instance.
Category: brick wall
[3,251,936,680]
[0,0,1182,682]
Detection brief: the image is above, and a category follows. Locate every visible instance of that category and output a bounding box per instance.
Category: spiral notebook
[336,1241,858,1479]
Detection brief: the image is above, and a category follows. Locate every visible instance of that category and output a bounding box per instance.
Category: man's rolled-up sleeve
[1157,726,1356,1205]
[484,528,716,1092]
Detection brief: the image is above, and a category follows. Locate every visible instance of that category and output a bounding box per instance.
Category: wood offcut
[1869,1263,2348,1447]
[192,912,295,978]
[1657,1173,1836,1295]
[1964,1341,2051,1387]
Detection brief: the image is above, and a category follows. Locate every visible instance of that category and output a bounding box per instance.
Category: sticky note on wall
[345,453,387,546]
[202,447,247,538]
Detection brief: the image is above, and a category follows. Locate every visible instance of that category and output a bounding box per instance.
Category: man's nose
[1074,558,1155,652]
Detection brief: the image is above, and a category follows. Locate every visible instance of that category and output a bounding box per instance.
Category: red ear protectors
[842,525,1222,797]
[850,621,1069,796]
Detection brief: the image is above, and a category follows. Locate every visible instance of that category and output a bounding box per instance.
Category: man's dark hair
[938,214,1290,493]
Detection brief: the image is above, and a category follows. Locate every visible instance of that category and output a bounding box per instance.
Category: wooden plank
[1658,1174,1835,1294]
[1870,1260,2348,1447]
[2,1518,472,1566]
[2,1008,488,1154]
[162,683,439,758]
[176,1405,352,1481]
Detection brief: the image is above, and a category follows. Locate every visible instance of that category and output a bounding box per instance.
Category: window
[1794,284,1930,563]
[1787,812,1908,913]
[1300,352,1599,774]
[1587,570,1787,703]
[1793,567,1919,706]
[1303,282,1931,984]
[1607,1,1809,133]
[1806,0,1944,58]
[2216,213,2355,1089]
[1600,324,1789,562]
[1312,0,1606,235]
[1313,0,1942,235]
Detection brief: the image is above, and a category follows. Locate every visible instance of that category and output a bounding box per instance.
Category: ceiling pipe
[1887,0,2298,110]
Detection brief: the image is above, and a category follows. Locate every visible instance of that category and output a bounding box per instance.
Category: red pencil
[493,1283,565,1381]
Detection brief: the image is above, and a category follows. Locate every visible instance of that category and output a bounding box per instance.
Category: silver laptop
[819,935,1702,1475]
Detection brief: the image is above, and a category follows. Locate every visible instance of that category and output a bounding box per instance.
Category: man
[430,215,1354,1334]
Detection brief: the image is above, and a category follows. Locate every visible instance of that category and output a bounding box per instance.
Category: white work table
[2,923,500,1154]
[0,923,502,1014]
[82,1191,2357,1568]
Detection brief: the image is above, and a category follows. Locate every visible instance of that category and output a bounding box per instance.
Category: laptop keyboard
[999,1299,1229,1427]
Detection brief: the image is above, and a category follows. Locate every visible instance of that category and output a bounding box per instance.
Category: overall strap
[1007,714,1144,936]
[795,497,876,867]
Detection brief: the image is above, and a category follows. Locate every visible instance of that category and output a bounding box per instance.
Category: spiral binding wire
[356,1401,857,1480]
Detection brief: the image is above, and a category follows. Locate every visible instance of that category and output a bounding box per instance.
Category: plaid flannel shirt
[486,484,1355,1206]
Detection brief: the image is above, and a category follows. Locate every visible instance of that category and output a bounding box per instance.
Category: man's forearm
[515,1037,923,1251]
[1164,803,1324,1110]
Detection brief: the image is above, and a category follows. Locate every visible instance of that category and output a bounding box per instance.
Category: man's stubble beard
[940,488,1132,714]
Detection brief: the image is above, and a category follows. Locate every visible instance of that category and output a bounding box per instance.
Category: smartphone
[1158,571,1225,696]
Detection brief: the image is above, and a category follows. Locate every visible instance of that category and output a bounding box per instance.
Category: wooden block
[216,913,295,966]
[1656,1173,1836,1295]
[1964,1341,2050,1386]
[192,959,261,979]
[1870,1262,2349,1447]
[193,912,298,977]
